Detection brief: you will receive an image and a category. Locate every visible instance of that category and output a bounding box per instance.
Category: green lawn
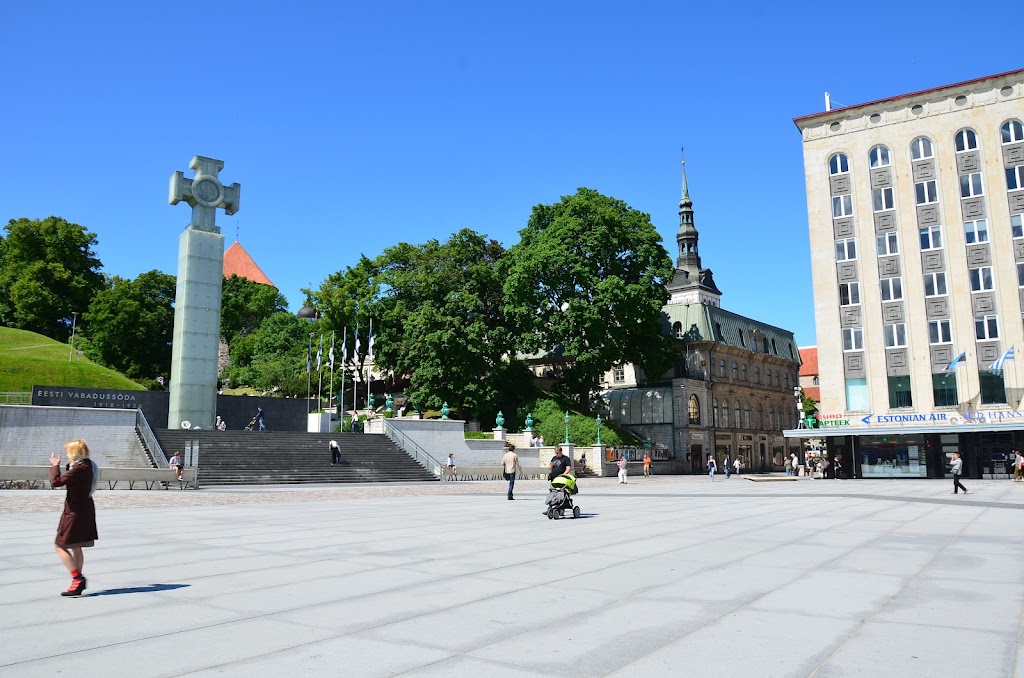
[0,327,143,392]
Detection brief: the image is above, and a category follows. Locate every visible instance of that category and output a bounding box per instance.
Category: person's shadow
[85,583,190,597]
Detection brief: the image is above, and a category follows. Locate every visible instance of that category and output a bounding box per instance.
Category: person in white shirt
[501,444,523,500]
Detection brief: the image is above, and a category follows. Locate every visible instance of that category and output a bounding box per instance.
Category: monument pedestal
[493,428,506,442]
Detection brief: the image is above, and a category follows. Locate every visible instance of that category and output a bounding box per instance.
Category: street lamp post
[69,312,79,362]
[793,386,803,429]
[595,413,602,446]
[564,411,570,444]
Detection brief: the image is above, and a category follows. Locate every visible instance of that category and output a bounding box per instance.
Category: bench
[0,466,198,490]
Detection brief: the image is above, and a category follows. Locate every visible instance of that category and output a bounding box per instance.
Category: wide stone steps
[152,430,437,485]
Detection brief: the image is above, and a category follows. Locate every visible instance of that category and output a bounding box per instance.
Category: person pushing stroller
[544,472,581,520]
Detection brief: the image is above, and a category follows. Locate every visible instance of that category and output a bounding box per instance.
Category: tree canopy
[221,274,289,341]
[222,312,310,396]
[81,270,176,385]
[0,217,104,340]
[501,188,676,410]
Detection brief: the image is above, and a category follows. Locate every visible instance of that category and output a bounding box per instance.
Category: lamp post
[595,413,602,446]
[68,312,79,362]
[564,411,570,444]
[793,386,803,429]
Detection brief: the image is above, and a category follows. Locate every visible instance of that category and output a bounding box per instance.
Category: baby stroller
[243,417,258,431]
[545,473,581,520]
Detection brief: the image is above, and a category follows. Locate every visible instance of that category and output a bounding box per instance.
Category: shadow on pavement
[85,583,190,597]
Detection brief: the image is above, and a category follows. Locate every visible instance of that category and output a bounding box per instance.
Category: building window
[742,402,750,428]
[846,377,869,411]
[812,376,820,385]
[963,219,989,244]
[969,266,994,292]
[959,172,984,198]
[769,404,776,430]
[738,329,746,347]
[955,129,978,152]
[880,277,904,301]
[672,321,683,338]
[784,373,790,389]
[915,180,938,204]
[757,403,764,429]
[712,398,719,427]
[911,137,934,160]
[1007,165,1024,191]
[771,338,777,354]
[688,394,700,424]
[832,194,854,218]
[740,364,748,381]
[1013,215,1023,238]
[839,282,860,306]
[869,145,891,167]
[872,187,895,212]
[1018,262,1024,287]
[842,327,864,351]
[754,366,761,384]
[888,375,913,408]
[731,362,738,379]
[876,232,899,256]
[980,369,1007,405]
[1002,120,1024,144]
[933,373,958,407]
[735,401,742,428]
[835,238,857,261]
[719,359,726,377]
[924,272,947,296]
[928,320,952,344]
[919,225,943,250]
[884,323,907,348]
[721,399,730,427]
[975,314,999,340]
[613,367,625,383]
[829,153,850,175]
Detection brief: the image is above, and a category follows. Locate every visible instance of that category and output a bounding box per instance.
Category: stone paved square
[2,476,1024,677]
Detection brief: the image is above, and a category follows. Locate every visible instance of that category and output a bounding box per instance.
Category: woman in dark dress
[49,439,99,597]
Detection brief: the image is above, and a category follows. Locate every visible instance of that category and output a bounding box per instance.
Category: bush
[465,431,493,440]
[522,395,635,447]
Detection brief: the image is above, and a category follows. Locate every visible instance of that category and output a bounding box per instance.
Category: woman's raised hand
[49,453,60,466]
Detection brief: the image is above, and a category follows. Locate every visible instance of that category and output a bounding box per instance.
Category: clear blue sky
[2,1,1019,348]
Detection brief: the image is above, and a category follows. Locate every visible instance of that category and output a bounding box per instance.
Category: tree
[0,217,104,340]
[81,270,176,383]
[221,274,288,341]
[502,188,676,411]
[222,312,310,396]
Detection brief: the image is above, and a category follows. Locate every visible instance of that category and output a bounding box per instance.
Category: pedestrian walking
[791,453,799,476]
[49,440,99,597]
[950,452,969,494]
[733,456,742,476]
[329,439,341,464]
[833,455,843,480]
[548,445,572,481]
[254,406,266,431]
[643,452,651,477]
[708,455,717,481]
[1013,450,1023,482]
[445,453,457,479]
[617,455,628,484]
[724,455,731,479]
[502,444,523,500]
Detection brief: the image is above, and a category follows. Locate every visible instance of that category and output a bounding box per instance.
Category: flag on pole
[944,351,966,371]
[329,332,335,371]
[367,318,375,363]
[305,336,311,373]
[316,334,323,371]
[341,327,348,367]
[990,346,1015,371]
[354,323,361,361]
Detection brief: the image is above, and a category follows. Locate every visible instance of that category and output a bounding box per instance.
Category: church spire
[676,149,699,271]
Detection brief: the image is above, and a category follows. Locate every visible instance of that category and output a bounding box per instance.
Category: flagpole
[366,318,373,418]
[328,331,335,423]
[306,333,312,414]
[353,322,360,429]
[341,327,347,432]
[317,334,324,413]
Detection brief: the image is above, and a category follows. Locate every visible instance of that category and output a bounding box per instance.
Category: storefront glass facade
[859,434,929,478]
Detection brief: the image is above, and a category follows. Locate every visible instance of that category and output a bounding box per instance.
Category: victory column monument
[167,156,240,429]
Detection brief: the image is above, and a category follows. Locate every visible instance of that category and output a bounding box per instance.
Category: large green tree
[221,274,288,341]
[81,270,176,383]
[0,216,104,340]
[222,312,310,396]
[502,188,676,411]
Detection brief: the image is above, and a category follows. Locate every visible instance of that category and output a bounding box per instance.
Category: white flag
[367,318,375,363]
[316,334,323,371]
[329,332,335,371]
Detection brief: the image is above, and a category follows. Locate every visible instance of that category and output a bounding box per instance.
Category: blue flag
[944,351,966,372]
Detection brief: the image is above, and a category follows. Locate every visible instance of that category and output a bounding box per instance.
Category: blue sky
[2,1,1019,348]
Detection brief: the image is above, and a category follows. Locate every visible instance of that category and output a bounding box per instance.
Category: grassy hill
[0,327,143,393]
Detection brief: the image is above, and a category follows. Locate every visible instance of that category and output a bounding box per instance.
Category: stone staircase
[152,430,438,485]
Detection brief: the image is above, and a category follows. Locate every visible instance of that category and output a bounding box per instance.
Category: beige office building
[790,68,1024,479]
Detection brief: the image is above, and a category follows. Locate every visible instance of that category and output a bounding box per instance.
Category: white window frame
[975,314,999,340]
[869,145,891,167]
[1014,214,1024,239]
[924,272,948,297]
[1007,165,1024,191]
[928,320,952,344]
[872,187,895,212]
[884,323,908,348]
[1003,120,1024,144]
[963,219,989,244]
[842,327,864,351]
[915,180,938,205]
[876,231,899,256]
[832,194,854,218]
[829,153,850,175]
[911,137,934,160]
[959,172,984,198]
[835,238,857,261]
[954,129,978,152]
[969,266,994,292]
[920,225,943,250]
[880,277,904,301]
[613,367,625,383]
[839,282,861,306]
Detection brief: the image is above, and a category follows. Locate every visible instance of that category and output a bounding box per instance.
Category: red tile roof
[803,386,820,402]
[799,346,818,377]
[223,241,275,287]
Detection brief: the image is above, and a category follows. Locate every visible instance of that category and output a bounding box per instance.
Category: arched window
[713,398,719,427]
[784,372,790,389]
[672,321,683,339]
[829,153,850,175]
[754,366,761,384]
[911,137,934,160]
[721,399,730,427]
[769,404,776,430]
[735,401,742,428]
[757,403,764,429]
[813,376,820,385]
[1002,120,1024,144]
[742,402,751,429]
[741,364,748,381]
[869,145,891,167]
[955,129,978,152]
[688,394,700,424]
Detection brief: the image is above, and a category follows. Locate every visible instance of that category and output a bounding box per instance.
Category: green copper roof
[661,303,800,363]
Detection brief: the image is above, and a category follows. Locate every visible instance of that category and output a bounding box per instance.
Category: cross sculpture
[169,156,240,231]
[166,155,240,430]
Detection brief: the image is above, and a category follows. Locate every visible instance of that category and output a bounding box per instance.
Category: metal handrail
[135,408,169,468]
[0,391,31,405]
[383,419,444,474]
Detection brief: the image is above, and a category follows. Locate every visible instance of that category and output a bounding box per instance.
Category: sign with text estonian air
[815,409,1024,427]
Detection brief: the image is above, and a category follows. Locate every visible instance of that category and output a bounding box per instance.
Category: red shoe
[61,576,86,597]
